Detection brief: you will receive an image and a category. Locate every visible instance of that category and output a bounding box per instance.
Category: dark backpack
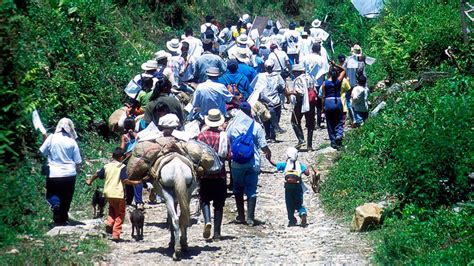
[231,121,255,164]
[204,24,215,40]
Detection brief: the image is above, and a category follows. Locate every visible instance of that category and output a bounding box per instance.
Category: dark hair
[299,20,305,26]
[149,77,172,101]
[272,27,279,35]
[329,67,338,80]
[205,15,213,23]
[123,117,135,131]
[227,59,238,73]
[357,75,367,85]
[203,41,213,52]
[225,20,232,28]
[289,22,296,30]
[338,54,346,62]
[312,43,321,53]
[184,27,193,37]
[112,147,125,160]
[141,75,154,91]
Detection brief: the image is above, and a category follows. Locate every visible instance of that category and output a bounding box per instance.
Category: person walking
[197,109,230,240]
[86,147,141,241]
[39,118,82,225]
[321,65,346,149]
[351,75,370,126]
[289,64,316,150]
[226,102,273,226]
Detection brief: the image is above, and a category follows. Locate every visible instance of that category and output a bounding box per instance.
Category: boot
[213,209,223,241]
[307,129,314,151]
[246,197,257,226]
[201,203,212,239]
[292,125,305,148]
[234,193,246,224]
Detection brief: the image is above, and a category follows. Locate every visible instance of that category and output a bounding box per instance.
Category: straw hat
[206,67,221,77]
[235,48,250,64]
[141,60,159,71]
[166,38,182,52]
[351,44,363,56]
[236,34,249,45]
[311,19,322,28]
[204,109,225,127]
[154,50,171,61]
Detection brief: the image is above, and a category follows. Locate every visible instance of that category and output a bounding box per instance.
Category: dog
[310,166,321,193]
[92,188,106,218]
[130,207,145,241]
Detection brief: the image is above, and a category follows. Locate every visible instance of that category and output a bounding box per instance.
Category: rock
[6,248,19,254]
[351,203,383,231]
[370,101,386,117]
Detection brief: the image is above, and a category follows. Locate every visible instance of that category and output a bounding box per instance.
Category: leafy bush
[321,75,474,215]
[373,204,474,264]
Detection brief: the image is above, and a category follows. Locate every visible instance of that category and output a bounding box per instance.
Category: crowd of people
[39,13,371,242]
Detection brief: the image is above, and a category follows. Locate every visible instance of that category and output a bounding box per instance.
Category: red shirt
[197,128,230,179]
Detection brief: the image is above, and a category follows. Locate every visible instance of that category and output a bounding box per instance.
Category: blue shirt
[237,63,257,88]
[193,80,233,117]
[218,72,252,100]
[275,162,307,173]
[194,52,227,83]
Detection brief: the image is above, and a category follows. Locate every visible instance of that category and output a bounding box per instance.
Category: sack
[231,121,255,164]
[308,88,317,105]
[285,169,301,184]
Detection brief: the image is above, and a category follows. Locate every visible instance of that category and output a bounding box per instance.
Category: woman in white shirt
[40,118,82,225]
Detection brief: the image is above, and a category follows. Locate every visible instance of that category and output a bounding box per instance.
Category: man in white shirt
[268,44,290,78]
[298,31,314,63]
[192,67,233,119]
[309,19,329,42]
[351,75,370,126]
[182,27,203,60]
[283,22,300,65]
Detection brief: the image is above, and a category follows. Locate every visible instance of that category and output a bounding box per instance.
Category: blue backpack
[231,121,255,164]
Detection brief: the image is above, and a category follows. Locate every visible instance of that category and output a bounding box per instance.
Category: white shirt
[351,85,369,112]
[40,132,82,178]
[200,23,219,35]
[310,28,330,41]
[268,50,289,72]
[298,37,314,61]
[283,30,300,54]
[182,36,203,60]
[302,53,324,73]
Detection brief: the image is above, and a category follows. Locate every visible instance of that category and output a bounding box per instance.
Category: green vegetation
[1,0,473,263]
[319,0,474,263]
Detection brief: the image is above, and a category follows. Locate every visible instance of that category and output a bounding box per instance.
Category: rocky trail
[95,108,373,265]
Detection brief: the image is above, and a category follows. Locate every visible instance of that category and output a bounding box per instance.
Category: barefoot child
[270,147,310,227]
[86,147,141,240]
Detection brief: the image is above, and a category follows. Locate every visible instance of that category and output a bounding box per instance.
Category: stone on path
[46,219,104,237]
[351,203,383,232]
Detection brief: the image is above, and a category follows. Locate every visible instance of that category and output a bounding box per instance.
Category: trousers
[46,176,76,223]
[324,97,344,145]
[285,186,306,225]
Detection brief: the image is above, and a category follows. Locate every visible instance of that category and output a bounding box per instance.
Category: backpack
[203,23,215,41]
[224,74,244,99]
[231,121,255,164]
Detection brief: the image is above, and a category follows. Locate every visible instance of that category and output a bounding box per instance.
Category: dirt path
[102,108,373,264]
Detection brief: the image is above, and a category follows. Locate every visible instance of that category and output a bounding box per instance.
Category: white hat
[311,19,322,28]
[351,44,363,56]
[292,63,305,72]
[260,37,270,47]
[264,59,274,68]
[235,48,250,64]
[204,109,225,127]
[206,67,221,77]
[301,31,309,36]
[236,34,249,45]
[241,14,250,23]
[158,113,180,128]
[166,38,182,52]
[141,60,159,71]
[286,147,298,161]
[154,50,171,61]
[55,118,78,139]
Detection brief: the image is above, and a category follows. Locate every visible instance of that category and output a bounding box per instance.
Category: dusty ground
[100,108,373,264]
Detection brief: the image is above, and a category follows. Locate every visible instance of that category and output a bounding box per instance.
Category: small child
[86,147,141,241]
[270,147,310,227]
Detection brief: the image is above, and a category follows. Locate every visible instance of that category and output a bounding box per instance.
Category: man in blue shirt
[217,59,252,100]
[235,48,257,87]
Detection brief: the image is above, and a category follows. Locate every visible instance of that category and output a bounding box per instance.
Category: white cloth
[54,118,78,139]
[351,85,370,112]
[217,131,228,158]
[298,37,314,62]
[158,113,180,128]
[293,74,313,113]
[309,28,329,41]
[283,29,300,54]
[40,132,82,177]
[182,36,203,60]
[351,0,384,18]
[268,50,289,72]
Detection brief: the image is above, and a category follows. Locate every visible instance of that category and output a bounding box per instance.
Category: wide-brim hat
[351,44,363,56]
[204,108,225,127]
[166,38,182,52]
[237,34,249,45]
[260,37,269,47]
[154,50,171,61]
[311,19,322,28]
[206,67,221,77]
[141,60,159,71]
[292,63,305,72]
[235,48,250,64]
